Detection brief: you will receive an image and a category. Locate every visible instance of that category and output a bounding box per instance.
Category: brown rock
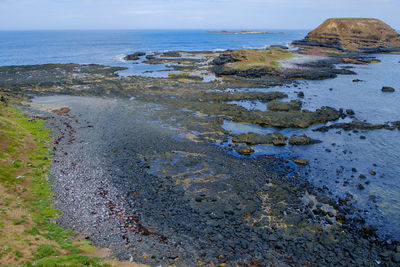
[267,100,302,112]
[292,158,309,166]
[342,58,367,64]
[289,134,321,146]
[236,146,254,156]
[232,132,287,146]
[52,107,71,116]
[295,18,400,52]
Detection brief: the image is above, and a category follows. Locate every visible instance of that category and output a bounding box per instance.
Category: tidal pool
[222,54,400,240]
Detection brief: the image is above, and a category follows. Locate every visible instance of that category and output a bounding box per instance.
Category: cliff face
[294,18,400,52]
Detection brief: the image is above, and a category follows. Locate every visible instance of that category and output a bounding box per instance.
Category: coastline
[1,31,400,265]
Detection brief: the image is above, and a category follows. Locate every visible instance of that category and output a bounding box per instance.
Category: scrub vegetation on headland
[1,18,400,266]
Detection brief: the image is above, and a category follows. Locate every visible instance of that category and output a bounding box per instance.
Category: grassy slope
[0,103,145,267]
[224,47,293,71]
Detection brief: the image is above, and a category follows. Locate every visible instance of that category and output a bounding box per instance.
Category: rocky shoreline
[23,96,399,266]
[2,18,400,265]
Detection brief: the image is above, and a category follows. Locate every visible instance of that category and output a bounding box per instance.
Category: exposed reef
[232,132,287,146]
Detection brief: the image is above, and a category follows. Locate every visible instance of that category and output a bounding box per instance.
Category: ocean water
[0,29,305,69]
[1,30,400,240]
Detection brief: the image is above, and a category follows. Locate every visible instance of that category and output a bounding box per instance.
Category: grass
[0,103,119,266]
[223,47,293,71]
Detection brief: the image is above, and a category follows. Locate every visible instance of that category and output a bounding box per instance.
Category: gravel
[24,95,397,266]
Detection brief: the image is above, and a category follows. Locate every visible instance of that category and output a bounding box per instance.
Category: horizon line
[0,28,311,31]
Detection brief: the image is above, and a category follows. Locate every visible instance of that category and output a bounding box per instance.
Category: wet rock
[369,171,376,176]
[314,120,387,132]
[212,54,239,65]
[382,86,395,92]
[392,121,400,130]
[232,132,287,146]
[145,55,155,60]
[271,138,286,148]
[345,109,355,115]
[200,91,287,103]
[297,91,304,98]
[288,134,321,146]
[161,51,181,57]
[236,146,254,155]
[267,100,302,112]
[292,158,309,166]
[124,52,146,61]
[393,253,400,263]
[270,45,289,50]
[352,79,364,82]
[232,106,342,129]
[357,184,365,190]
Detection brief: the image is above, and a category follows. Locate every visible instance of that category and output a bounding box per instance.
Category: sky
[0,0,399,30]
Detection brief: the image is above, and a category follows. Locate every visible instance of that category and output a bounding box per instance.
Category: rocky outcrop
[293,18,400,52]
[124,52,146,61]
[289,135,321,146]
[267,100,302,112]
[232,132,287,146]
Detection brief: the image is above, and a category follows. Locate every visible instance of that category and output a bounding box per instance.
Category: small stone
[393,253,400,263]
[297,92,304,98]
[382,86,395,92]
[346,109,355,115]
[236,146,254,156]
[380,252,390,259]
[369,171,376,176]
[351,168,357,172]
[357,184,365,190]
[359,174,366,179]
[293,158,309,166]
[360,135,366,139]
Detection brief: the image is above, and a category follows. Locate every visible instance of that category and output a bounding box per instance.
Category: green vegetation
[23,255,110,267]
[223,47,293,71]
[168,72,204,82]
[0,102,115,266]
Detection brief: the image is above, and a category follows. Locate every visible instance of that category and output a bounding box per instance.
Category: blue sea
[1,30,400,240]
[0,29,305,67]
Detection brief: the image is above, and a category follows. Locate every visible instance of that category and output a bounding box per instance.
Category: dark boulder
[289,135,321,146]
[161,51,181,57]
[124,52,146,61]
[382,86,395,92]
[212,54,239,65]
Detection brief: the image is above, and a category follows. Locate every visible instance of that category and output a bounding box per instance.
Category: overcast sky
[0,0,399,30]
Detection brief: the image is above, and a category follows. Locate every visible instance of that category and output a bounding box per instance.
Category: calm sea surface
[0,30,305,66]
[0,30,399,240]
